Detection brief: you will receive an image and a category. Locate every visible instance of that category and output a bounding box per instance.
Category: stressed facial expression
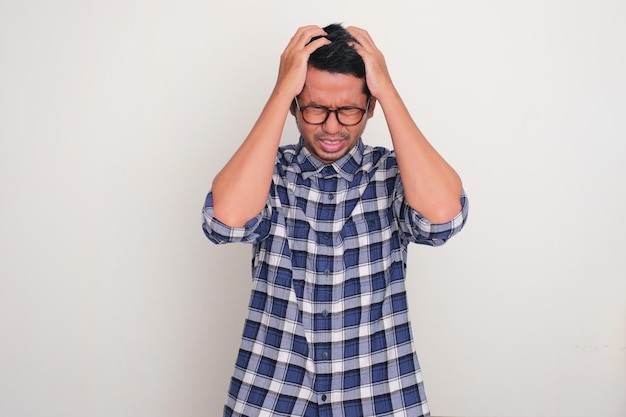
[292,67,375,164]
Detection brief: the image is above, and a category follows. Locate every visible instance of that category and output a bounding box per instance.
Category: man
[203,23,468,417]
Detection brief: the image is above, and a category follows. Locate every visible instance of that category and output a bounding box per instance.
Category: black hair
[307,23,370,97]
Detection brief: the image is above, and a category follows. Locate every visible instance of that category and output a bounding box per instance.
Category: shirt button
[321,309,329,317]
[321,394,327,402]
[322,351,329,359]
[324,269,330,276]
[327,194,334,200]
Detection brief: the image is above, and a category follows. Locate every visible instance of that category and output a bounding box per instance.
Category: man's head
[291,23,376,165]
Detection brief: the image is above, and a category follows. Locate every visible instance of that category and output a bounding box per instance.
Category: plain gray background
[1,1,624,416]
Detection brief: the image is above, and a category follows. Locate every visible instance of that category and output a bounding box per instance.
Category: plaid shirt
[202,138,468,417]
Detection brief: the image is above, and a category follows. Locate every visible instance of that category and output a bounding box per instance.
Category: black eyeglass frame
[294,98,371,127]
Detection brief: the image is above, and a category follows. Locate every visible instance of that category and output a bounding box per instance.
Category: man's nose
[322,111,343,134]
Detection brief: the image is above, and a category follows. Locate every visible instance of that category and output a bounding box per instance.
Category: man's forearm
[345,27,462,224]
[211,91,293,227]
[211,26,331,228]
[380,89,463,224]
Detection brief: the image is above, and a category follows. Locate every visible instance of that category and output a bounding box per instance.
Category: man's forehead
[302,69,366,95]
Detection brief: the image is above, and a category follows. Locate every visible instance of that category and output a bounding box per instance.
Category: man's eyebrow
[303,102,361,109]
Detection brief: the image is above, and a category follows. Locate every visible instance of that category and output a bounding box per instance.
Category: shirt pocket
[341,209,393,247]
[341,209,393,272]
[340,210,396,321]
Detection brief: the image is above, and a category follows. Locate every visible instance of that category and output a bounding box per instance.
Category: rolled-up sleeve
[401,189,469,247]
[201,192,272,244]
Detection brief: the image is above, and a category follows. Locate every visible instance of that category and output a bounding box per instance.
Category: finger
[346,26,376,50]
[288,25,327,49]
[303,36,331,53]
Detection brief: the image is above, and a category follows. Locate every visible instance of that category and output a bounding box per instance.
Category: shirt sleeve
[201,191,272,244]
[396,188,469,247]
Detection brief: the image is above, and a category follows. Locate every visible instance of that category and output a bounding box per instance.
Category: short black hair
[307,23,370,97]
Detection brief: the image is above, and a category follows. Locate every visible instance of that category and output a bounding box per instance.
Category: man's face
[291,67,375,164]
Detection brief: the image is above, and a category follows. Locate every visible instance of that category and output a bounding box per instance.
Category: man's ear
[367,97,377,119]
[289,99,297,117]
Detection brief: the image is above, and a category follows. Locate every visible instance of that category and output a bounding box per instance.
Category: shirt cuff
[411,190,469,246]
[201,192,269,244]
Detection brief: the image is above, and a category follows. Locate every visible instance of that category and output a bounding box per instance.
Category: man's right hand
[275,26,331,100]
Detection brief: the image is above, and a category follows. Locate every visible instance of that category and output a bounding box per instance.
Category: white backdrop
[1,1,624,417]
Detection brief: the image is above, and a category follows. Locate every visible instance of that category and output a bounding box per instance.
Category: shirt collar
[295,137,364,181]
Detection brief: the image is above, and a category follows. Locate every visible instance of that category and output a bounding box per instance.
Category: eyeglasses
[295,98,370,126]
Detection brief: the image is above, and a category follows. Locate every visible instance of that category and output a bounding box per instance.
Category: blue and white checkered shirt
[202,138,468,417]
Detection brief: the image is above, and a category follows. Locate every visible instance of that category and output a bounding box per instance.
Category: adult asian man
[202,23,468,417]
